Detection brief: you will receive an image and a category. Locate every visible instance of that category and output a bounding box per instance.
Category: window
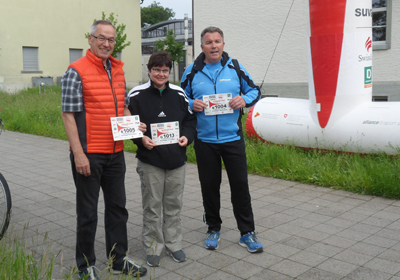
[22,46,40,72]
[175,22,183,35]
[116,52,122,61]
[372,96,388,102]
[188,19,193,35]
[69,48,82,64]
[372,0,391,50]
[142,45,157,54]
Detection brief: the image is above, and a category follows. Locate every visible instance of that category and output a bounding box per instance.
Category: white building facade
[192,0,399,101]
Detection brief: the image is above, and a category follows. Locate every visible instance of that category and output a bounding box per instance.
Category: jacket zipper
[214,83,219,140]
[200,63,227,141]
[160,89,163,112]
[106,66,118,154]
[213,68,225,141]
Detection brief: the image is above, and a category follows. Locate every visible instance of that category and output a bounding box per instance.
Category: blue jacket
[181,52,261,143]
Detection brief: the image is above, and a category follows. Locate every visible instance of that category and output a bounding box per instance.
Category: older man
[181,26,263,254]
[61,20,147,279]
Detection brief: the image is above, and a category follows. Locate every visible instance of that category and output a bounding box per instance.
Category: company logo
[364,66,372,88]
[254,112,260,118]
[284,114,288,118]
[363,120,398,126]
[365,37,372,52]
[158,111,167,117]
[358,38,372,62]
[358,54,372,62]
[355,8,372,17]
[363,120,379,125]
[118,83,124,87]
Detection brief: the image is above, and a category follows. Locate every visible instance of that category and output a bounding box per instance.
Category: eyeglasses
[91,34,116,44]
[152,68,170,74]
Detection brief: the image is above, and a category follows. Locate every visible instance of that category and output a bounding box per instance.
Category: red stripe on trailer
[246,107,264,141]
[309,0,346,128]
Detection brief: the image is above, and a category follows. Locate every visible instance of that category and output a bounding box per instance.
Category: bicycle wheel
[0,172,12,240]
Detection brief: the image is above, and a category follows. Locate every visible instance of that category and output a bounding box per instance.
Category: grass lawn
[1,86,400,199]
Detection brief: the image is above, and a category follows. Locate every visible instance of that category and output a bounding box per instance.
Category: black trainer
[78,266,100,280]
[111,256,147,277]
[168,250,186,263]
[146,255,161,267]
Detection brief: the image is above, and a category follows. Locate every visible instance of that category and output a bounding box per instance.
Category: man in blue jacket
[181,26,263,253]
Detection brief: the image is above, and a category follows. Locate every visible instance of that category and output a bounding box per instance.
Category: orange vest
[69,49,125,154]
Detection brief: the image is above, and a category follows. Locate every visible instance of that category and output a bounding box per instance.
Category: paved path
[1,131,400,279]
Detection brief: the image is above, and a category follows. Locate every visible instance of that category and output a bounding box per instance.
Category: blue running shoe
[205,231,220,250]
[239,232,263,253]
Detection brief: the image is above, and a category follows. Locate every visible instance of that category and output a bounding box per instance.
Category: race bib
[203,93,233,115]
[111,115,143,141]
[150,121,180,145]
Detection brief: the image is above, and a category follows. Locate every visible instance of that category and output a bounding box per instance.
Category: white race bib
[150,121,180,145]
[111,115,143,141]
[203,93,233,115]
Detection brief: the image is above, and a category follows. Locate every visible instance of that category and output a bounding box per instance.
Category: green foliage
[0,224,145,279]
[244,130,400,198]
[0,225,60,279]
[1,87,400,199]
[85,12,131,58]
[123,139,138,153]
[141,1,175,27]
[155,29,185,64]
[154,29,185,82]
[0,87,66,140]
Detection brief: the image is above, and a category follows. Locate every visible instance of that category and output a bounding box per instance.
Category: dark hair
[90,20,116,35]
[200,26,224,45]
[147,51,172,71]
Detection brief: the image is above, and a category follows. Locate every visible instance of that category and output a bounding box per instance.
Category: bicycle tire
[0,172,12,240]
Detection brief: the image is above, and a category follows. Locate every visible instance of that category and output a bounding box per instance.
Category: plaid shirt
[61,60,127,112]
[61,67,83,112]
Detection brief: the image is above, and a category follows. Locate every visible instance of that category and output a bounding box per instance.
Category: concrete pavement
[1,130,400,279]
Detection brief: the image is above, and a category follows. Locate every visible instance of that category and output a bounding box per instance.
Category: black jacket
[126,80,196,169]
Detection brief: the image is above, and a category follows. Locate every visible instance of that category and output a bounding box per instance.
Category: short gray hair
[90,20,116,35]
[200,26,224,45]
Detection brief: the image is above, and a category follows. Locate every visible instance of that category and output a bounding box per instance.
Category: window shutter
[69,49,83,64]
[23,47,39,71]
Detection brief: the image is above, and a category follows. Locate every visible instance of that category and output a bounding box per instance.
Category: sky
[144,0,192,19]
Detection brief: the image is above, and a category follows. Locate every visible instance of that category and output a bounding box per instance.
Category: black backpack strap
[231,59,243,95]
[181,67,198,99]
[231,59,246,115]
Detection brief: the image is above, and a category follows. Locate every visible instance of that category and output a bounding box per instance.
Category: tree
[85,12,131,58]
[141,1,175,27]
[154,29,185,82]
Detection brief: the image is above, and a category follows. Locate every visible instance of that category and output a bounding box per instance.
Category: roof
[141,18,187,32]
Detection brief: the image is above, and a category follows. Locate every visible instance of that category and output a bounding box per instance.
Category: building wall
[193,0,400,100]
[372,1,400,100]
[0,0,142,93]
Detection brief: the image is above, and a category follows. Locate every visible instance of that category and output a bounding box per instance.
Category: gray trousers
[136,160,186,256]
